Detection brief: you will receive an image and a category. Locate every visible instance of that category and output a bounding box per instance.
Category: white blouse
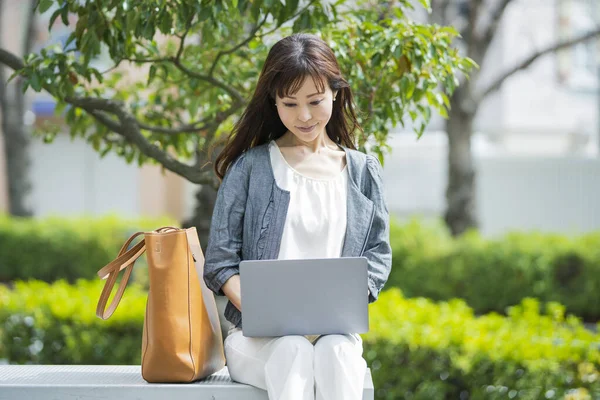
[269,140,348,260]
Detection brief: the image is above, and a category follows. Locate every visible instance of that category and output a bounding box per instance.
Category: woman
[204,33,391,400]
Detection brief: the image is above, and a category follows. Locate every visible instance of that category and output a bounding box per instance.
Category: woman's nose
[297,106,312,122]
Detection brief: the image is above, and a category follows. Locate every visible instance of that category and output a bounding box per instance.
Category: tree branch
[119,55,245,106]
[70,96,214,184]
[0,0,6,101]
[121,56,170,63]
[474,0,514,60]
[23,0,37,56]
[430,0,450,25]
[175,25,191,61]
[475,27,600,103]
[0,47,215,185]
[467,0,484,57]
[137,104,241,135]
[138,121,212,134]
[209,11,270,77]
[170,57,245,105]
[174,14,198,62]
[87,109,124,133]
[104,14,247,108]
[0,48,25,72]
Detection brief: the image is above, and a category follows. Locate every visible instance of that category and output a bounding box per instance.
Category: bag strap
[97,231,145,279]
[157,226,179,232]
[96,231,146,320]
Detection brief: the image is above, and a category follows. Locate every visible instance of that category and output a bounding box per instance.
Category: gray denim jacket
[203,143,392,328]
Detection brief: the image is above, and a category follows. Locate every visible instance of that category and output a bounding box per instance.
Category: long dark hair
[214,33,362,180]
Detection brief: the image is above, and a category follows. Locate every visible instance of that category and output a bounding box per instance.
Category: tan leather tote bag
[95,226,225,383]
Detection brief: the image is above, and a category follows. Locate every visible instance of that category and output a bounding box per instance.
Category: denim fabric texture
[203,143,392,328]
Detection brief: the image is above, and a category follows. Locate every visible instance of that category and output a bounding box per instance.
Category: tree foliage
[0,0,473,186]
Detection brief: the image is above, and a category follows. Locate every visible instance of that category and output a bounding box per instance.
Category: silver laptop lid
[239,257,369,337]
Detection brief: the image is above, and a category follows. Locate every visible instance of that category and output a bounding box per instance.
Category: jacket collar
[256,142,374,258]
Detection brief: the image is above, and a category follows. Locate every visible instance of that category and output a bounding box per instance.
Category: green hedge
[364,290,600,400]
[388,219,600,321]
[4,215,599,322]
[0,215,174,283]
[0,280,145,364]
[1,280,599,399]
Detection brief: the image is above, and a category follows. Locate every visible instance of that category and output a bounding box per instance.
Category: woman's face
[275,76,336,144]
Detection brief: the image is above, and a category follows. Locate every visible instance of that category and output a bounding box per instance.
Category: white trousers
[224,327,367,400]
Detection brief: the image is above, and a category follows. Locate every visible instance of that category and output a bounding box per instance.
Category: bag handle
[97,231,145,279]
[156,226,179,233]
[96,231,146,320]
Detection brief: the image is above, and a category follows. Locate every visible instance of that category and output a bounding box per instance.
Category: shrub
[1,280,599,399]
[0,214,175,283]
[364,290,600,400]
[0,280,145,364]
[387,218,600,321]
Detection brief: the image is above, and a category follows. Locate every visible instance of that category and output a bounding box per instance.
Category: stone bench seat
[0,364,374,400]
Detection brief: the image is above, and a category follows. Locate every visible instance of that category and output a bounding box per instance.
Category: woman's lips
[296,124,317,133]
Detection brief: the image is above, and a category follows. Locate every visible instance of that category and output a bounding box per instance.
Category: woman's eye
[282,99,323,107]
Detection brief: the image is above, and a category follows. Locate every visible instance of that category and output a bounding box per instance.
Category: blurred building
[0,0,599,235]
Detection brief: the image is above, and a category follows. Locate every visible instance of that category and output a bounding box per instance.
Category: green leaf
[148,65,157,85]
[405,78,415,99]
[49,8,62,29]
[30,73,42,91]
[91,69,104,83]
[417,122,426,138]
[423,106,431,124]
[38,0,53,14]
[159,13,172,34]
[285,0,300,15]
[64,33,76,50]
[439,106,448,118]
[60,6,69,26]
[99,145,112,159]
[137,152,147,167]
[89,135,101,151]
[371,52,382,67]
[408,110,417,122]
[248,37,261,49]
[7,70,20,83]
[125,148,135,164]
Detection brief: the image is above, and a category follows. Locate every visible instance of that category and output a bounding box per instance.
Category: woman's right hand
[222,274,242,312]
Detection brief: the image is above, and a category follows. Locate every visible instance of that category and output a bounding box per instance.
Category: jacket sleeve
[364,155,392,303]
[203,153,249,296]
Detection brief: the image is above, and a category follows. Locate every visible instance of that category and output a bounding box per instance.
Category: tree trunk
[182,184,217,251]
[444,92,478,236]
[0,0,35,217]
[0,79,32,217]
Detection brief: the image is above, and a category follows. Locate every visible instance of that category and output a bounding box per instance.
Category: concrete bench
[0,365,374,400]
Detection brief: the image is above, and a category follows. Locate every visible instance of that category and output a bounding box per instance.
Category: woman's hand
[222,274,242,312]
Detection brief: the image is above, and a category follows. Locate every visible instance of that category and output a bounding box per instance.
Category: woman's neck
[276,131,338,154]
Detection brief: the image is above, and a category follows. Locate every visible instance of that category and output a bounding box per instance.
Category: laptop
[239,257,369,337]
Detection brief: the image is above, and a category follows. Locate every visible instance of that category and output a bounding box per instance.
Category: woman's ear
[333,90,338,101]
